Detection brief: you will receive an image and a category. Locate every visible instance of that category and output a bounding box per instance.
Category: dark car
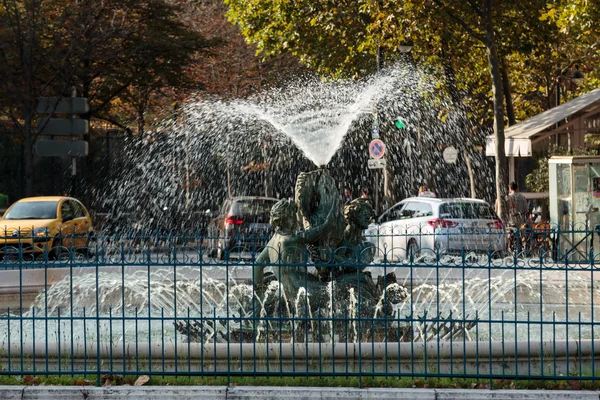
[206,196,279,259]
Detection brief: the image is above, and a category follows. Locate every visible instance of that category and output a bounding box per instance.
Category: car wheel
[76,246,96,262]
[407,240,420,259]
[208,230,222,258]
[85,233,97,256]
[490,249,505,260]
[34,252,45,262]
[50,239,69,260]
[207,247,217,258]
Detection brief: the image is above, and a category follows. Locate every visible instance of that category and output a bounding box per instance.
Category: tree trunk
[484,7,508,221]
[441,33,461,104]
[262,145,272,198]
[137,109,145,136]
[226,157,233,198]
[501,57,516,126]
[81,57,92,191]
[442,35,475,198]
[23,41,34,197]
[463,151,476,198]
[23,115,34,197]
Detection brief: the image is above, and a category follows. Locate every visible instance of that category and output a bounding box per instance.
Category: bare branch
[94,114,133,135]
[431,0,486,44]
[465,0,485,19]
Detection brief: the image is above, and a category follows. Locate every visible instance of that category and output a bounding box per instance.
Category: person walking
[495,181,529,253]
[507,181,528,226]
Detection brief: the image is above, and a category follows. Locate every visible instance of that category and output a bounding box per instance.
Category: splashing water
[0,62,524,349]
[233,71,397,167]
[94,61,491,234]
[3,264,600,346]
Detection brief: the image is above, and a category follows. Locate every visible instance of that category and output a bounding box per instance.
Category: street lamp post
[377,45,384,73]
[556,64,585,107]
[572,65,585,85]
[373,42,413,212]
[397,43,413,197]
[398,43,413,54]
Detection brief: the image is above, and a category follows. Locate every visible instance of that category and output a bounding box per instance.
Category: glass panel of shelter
[560,162,600,261]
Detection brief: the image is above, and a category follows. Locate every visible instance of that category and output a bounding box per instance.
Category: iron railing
[1,224,600,383]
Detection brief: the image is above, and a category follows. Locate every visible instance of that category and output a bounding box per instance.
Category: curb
[0,386,598,400]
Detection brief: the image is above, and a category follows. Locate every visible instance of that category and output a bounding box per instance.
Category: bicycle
[507,217,555,260]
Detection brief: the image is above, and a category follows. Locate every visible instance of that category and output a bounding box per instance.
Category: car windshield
[3,201,58,220]
[231,199,277,223]
[439,202,496,220]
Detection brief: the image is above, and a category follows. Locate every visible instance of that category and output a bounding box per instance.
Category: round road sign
[443,146,459,164]
[369,139,386,159]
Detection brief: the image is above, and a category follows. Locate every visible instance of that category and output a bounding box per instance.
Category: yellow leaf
[134,375,150,386]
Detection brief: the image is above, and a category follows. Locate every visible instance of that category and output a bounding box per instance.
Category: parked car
[206,196,279,259]
[0,196,95,260]
[364,197,506,261]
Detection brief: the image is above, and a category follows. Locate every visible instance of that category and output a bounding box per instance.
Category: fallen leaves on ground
[134,375,150,386]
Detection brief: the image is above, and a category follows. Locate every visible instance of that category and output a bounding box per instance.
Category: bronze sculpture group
[254,169,378,311]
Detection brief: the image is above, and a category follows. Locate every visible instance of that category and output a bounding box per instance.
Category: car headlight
[33,227,49,236]
[33,227,51,241]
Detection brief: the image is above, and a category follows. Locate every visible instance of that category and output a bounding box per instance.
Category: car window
[401,202,433,219]
[70,200,86,218]
[61,201,74,219]
[379,203,405,223]
[219,200,230,216]
[3,201,58,220]
[231,199,277,222]
[439,202,496,219]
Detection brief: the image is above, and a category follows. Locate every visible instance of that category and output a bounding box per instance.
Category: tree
[426,0,511,219]
[184,0,305,98]
[0,0,77,196]
[225,0,511,217]
[62,0,213,131]
[540,0,600,102]
[0,0,214,196]
[224,0,381,78]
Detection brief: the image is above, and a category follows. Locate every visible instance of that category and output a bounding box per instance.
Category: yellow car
[0,196,94,259]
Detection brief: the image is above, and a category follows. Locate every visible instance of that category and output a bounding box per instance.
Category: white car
[365,197,506,261]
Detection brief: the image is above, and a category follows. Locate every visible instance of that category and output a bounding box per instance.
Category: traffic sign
[371,124,380,139]
[371,113,380,139]
[37,97,89,114]
[37,118,89,136]
[443,146,459,164]
[368,159,386,169]
[369,139,386,159]
[35,140,88,157]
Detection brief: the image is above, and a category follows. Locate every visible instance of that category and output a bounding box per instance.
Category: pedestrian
[360,187,370,200]
[343,187,353,203]
[418,185,436,198]
[496,181,528,226]
[508,181,528,226]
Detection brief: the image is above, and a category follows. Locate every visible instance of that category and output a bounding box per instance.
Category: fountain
[1,61,599,379]
[96,61,492,235]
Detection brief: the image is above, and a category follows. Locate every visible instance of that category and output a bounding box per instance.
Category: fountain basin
[1,340,599,377]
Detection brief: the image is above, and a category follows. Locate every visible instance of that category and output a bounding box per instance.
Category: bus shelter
[549,156,600,259]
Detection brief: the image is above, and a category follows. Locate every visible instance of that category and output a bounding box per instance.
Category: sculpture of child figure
[331,198,376,275]
[254,198,335,302]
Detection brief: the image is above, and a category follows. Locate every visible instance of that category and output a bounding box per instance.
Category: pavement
[0,386,599,400]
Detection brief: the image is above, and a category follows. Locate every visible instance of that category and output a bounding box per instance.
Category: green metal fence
[1,225,600,384]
